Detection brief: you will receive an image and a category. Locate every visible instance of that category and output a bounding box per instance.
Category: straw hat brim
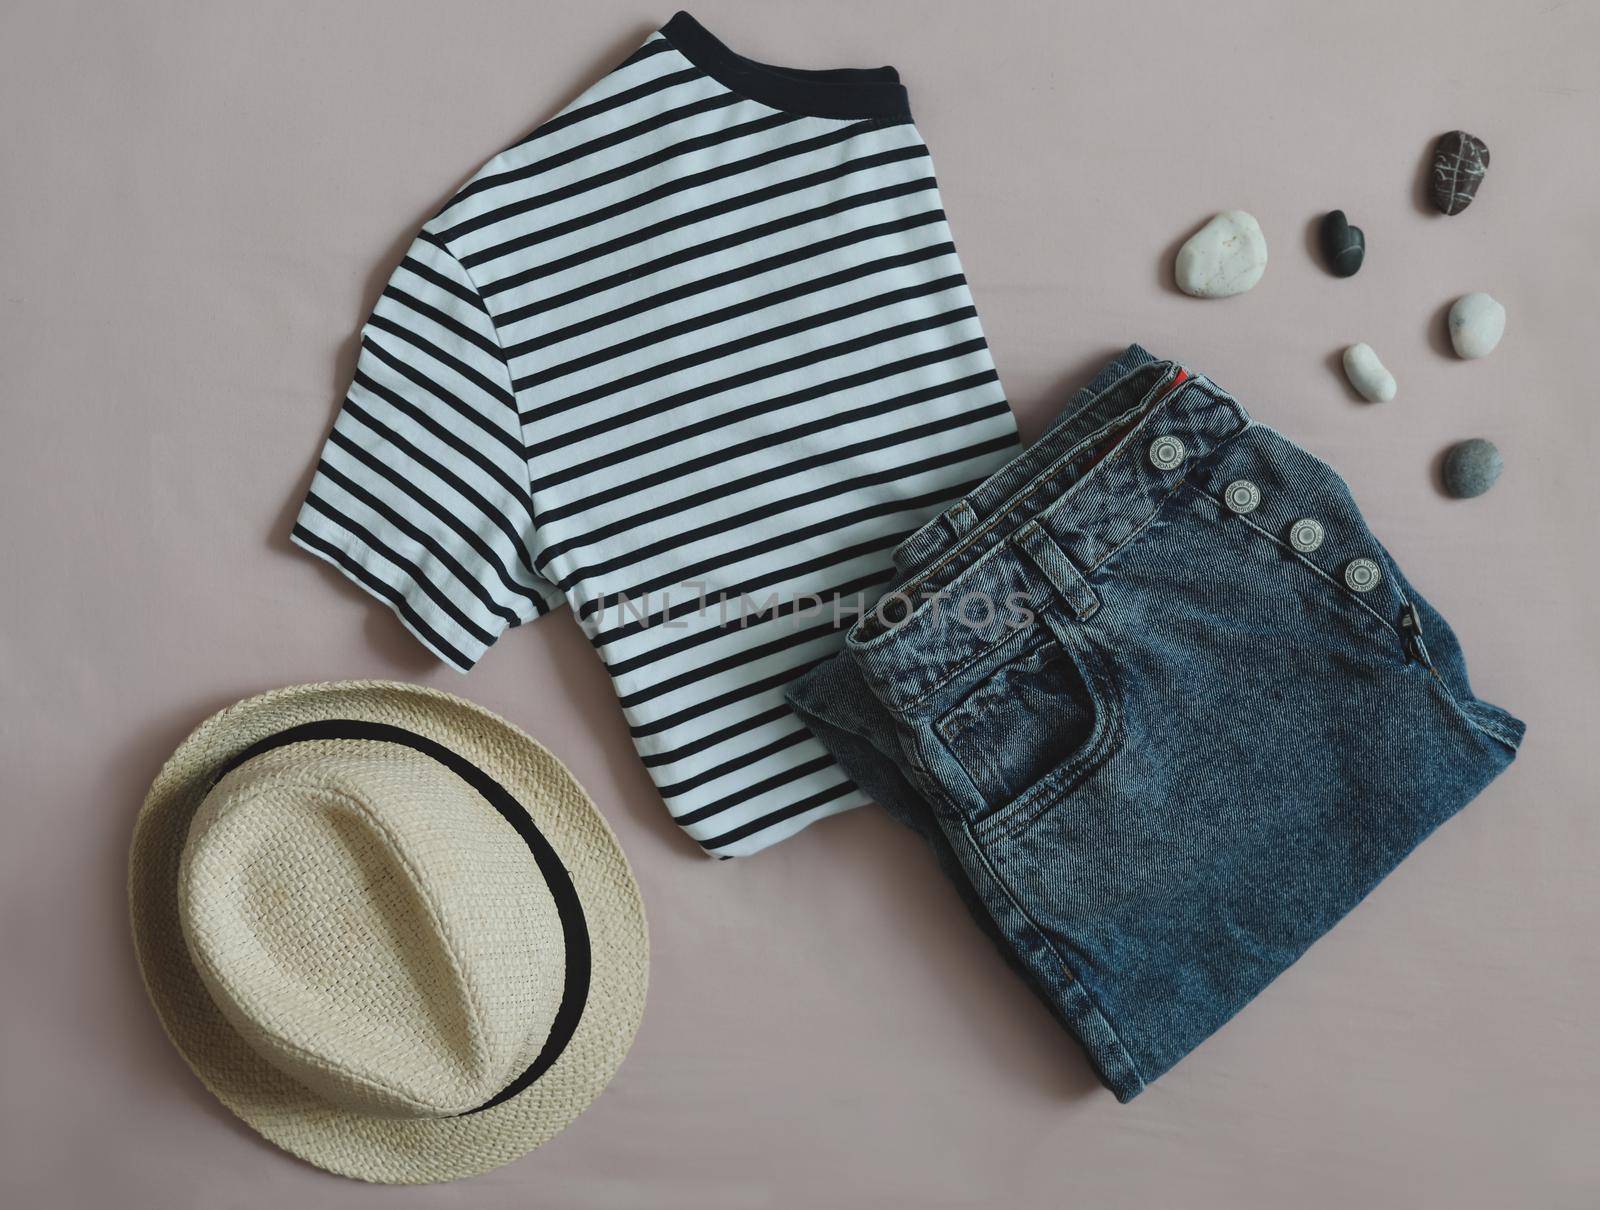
[128,681,648,1184]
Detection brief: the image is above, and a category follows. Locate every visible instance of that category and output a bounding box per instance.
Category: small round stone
[1441,438,1503,499]
[1174,210,1268,298]
[1289,518,1325,552]
[1224,479,1262,514]
[1149,435,1186,470]
[1344,557,1382,593]
[1448,292,1506,359]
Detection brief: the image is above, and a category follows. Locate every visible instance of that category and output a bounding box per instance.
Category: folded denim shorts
[785,344,1524,1101]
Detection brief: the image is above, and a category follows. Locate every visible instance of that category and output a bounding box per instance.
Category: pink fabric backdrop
[2,2,1596,1206]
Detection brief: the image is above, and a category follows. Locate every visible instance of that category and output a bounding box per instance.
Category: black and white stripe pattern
[294,17,1018,855]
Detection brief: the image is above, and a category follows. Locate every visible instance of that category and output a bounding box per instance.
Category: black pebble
[1319,210,1365,277]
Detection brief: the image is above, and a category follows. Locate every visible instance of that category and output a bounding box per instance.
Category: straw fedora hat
[128,681,648,1184]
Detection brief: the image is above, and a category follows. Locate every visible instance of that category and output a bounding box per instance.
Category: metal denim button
[1148,435,1186,470]
[1344,557,1382,593]
[1289,518,1325,552]
[1223,479,1261,514]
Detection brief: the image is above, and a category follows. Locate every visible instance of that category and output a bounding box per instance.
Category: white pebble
[1343,343,1397,403]
[1174,210,1268,298]
[1448,292,1505,359]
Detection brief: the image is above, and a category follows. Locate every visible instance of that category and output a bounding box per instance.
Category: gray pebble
[1441,438,1503,498]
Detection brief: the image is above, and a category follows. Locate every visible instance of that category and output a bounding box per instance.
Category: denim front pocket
[934,617,1121,834]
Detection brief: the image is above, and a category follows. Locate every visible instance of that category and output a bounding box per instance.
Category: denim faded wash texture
[785,344,1524,1100]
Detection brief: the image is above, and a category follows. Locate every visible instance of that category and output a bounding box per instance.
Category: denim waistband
[847,344,1251,710]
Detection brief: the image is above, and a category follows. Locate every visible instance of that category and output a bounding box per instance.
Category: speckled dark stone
[1319,210,1365,277]
[1430,131,1490,215]
[1442,438,1503,498]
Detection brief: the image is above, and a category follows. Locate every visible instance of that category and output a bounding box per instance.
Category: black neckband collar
[660,11,911,121]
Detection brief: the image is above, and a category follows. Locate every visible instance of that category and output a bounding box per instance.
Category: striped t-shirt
[293,11,1019,856]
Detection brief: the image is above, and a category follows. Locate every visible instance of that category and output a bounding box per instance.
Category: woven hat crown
[176,740,566,1119]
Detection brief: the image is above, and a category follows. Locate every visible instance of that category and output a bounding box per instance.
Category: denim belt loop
[1015,519,1099,621]
[893,500,976,577]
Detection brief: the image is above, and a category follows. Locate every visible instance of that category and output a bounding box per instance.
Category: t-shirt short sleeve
[292,232,564,670]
